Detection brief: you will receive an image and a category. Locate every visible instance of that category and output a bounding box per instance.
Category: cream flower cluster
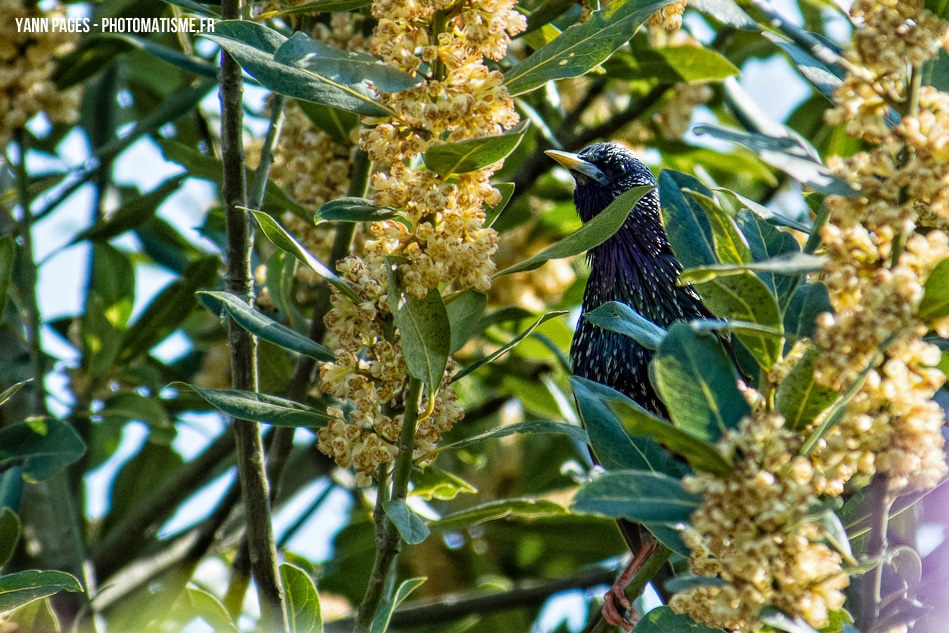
[316,0,525,484]
[813,0,949,495]
[0,0,80,146]
[671,414,849,630]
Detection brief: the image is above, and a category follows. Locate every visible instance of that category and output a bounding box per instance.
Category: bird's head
[545,142,657,223]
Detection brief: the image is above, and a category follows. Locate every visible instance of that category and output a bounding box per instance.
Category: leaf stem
[354,376,424,633]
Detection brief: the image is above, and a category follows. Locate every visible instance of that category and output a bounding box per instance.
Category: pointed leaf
[370,578,426,633]
[495,185,654,276]
[583,301,666,351]
[503,0,681,95]
[409,468,478,500]
[573,377,731,476]
[74,177,185,243]
[435,420,588,454]
[187,587,240,633]
[274,31,421,94]
[775,347,839,431]
[572,470,701,523]
[0,571,82,611]
[382,499,430,545]
[653,323,750,442]
[280,563,322,633]
[764,32,844,102]
[680,252,826,284]
[202,21,392,117]
[199,291,334,361]
[0,380,30,408]
[0,420,86,481]
[315,197,399,223]
[450,310,567,382]
[423,120,530,175]
[736,208,802,299]
[693,124,856,196]
[173,383,332,426]
[604,46,739,83]
[718,187,812,233]
[685,190,752,265]
[486,182,515,227]
[250,210,361,303]
[386,258,450,392]
[427,499,567,531]
[693,271,784,369]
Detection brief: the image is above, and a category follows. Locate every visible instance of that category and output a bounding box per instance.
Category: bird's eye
[614,162,628,175]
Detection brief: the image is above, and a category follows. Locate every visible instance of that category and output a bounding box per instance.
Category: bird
[546,142,708,629]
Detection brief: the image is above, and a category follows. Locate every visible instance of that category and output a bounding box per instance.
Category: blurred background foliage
[1,0,948,632]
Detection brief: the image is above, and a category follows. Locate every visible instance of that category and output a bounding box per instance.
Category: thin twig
[861,472,893,631]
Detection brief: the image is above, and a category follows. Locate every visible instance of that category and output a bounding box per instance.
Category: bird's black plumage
[548,142,707,416]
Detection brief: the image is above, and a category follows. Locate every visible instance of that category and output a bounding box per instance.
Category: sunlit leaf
[583,301,666,351]
[0,571,82,611]
[572,470,700,523]
[428,499,568,531]
[280,564,322,633]
[0,508,20,568]
[174,383,332,427]
[423,120,530,175]
[775,347,838,431]
[382,499,430,545]
[315,197,399,223]
[495,185,654,276]
[198,290,334,361]
[187,587,240,633]
[447,290,488,354]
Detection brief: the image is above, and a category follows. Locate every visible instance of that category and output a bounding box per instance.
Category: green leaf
[685,190,751,265]
[680,252,826,284]
[187,587,240,633]
[275,31,421,94]
[370,578,426,633]
[450,310,567,382]
[659,171,716,269]
[775,347,839,431]
[201,21,392,117]
[718,187,812,233]
[5,596,61,633]
[486,182,515,227]
[571,377,684,475]
[315,197,399,223]
[693,124,856,196]
[919,259,949,319]
[0,235,12,317]
[735,208,803,300]
[0,570,82,611]
[0,508,20,568]
[297,100,359,145]
[446,290,488,354]
[386,257,451,392]
[653,323,750,442]
[573,377,731,476]
[693,271,784,369]
[198,290,334,361]
[435,420,588,454]
[173,383,332,427]
[409,468,478,500]
[250,210,361,303]
[604,46,739,83]
[763,32,844,103]
[583,301,666,351]
[785,282,832,339]
[423,120,530,175]
[0,419,86,481]
[382,499,431,545]
[118,256,219,362]
[572,471,701,523]
[428,499,568,531]
[0,380,30,408]
[280,563,322,633]
[632,606,735,632]
[495,185,654,277]
[74,179,183,242]
[503,0,680,95]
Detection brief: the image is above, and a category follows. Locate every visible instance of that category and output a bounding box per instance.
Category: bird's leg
[601,539,658,631]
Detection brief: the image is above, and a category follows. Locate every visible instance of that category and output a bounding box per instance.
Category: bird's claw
[601,584,637,631]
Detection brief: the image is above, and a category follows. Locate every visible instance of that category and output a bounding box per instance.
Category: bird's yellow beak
[545,150,608,185]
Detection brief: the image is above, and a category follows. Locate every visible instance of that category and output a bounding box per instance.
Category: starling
[546,142,707,628]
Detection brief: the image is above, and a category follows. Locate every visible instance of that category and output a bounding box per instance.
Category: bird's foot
[600,540,658,631]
